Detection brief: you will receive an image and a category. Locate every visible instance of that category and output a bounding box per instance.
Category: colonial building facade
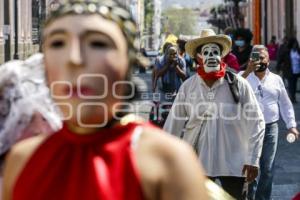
[0,0,145,63]
[242,0,298,45]
[0,0,49,63]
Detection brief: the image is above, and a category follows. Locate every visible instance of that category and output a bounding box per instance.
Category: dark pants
[288,73,300,102]
[248,122,279,200]
[209,176,246,200]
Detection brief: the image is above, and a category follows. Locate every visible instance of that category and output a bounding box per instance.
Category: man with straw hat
[164,29,265,199]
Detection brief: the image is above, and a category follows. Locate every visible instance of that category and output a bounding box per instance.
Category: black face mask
[255,63,268,72]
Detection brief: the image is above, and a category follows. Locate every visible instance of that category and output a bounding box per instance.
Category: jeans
[209,176,246,200]
[248,122,279,200]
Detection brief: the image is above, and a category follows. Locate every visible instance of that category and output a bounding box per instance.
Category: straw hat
[185,29,232,58]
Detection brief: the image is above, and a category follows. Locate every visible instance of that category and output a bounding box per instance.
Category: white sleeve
[237,71,245,76]
[163,86,188,137]
[241,81,265,167]
[278,77,297,129]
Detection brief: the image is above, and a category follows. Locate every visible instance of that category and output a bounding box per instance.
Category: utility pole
[4,0,11,61]
[13,0,19,59]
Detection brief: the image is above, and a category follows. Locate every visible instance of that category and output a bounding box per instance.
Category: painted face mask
[200,43,222,73]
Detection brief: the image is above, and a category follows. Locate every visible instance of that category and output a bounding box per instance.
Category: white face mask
[200,43,221,73]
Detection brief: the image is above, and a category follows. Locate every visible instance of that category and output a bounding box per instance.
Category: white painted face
[201,43,221,73]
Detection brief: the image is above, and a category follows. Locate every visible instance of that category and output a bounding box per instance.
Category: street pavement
[272,102,300,200]
[132,69,300,199]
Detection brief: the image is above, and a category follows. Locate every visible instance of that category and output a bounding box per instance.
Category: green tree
[144,0,154,33]
[162,8,197,36]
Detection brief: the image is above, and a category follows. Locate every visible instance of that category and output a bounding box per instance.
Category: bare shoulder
[7,134,48,167]
[136,125,208,200]
[2,135,48,200]
[140,126,195,158]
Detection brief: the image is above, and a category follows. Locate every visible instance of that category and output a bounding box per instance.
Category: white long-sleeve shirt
[239,69,297,129]
[163,74,265,177]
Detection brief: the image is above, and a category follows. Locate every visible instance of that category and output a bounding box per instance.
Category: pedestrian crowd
[150,26,300,200]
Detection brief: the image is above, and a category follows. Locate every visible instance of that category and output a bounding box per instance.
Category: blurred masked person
[2,1,210,200]
[151,44,187,126]
[154,45,186,97]
[232,28,253,71]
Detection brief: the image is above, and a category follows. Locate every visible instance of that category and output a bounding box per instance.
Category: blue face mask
[235,40,245,47]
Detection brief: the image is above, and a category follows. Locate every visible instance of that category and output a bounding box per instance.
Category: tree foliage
[162,8,197,36]
[144,0,154,32]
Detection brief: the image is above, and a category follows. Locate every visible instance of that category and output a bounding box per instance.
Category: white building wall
[245,0,253,29]
[263,0,286,44]
[243,0,254,31]
[278,0,285,41]
[153,0,161,50]
[0,0,49,63]
[0,1,4,63]
[266,0,280,43]
[260,0,266,44]
[265,0,271,43]
[0,1,4,42]
[243,0,290,45]
[273,0,279,40]
[295,0,300,40]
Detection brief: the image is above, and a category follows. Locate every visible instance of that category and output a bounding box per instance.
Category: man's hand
[169,59,178,68]
[173,58,179,65]
[288,127,300,140]
[166,59,173,66]
[246,58,261,73]
[242,165,258,182]
[241,58,261,78]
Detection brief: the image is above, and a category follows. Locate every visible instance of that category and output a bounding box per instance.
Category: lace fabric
[0,53,62,155]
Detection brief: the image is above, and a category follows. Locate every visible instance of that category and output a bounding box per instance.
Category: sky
[161,0,223,10]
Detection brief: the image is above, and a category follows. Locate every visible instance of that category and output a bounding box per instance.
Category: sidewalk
[269,63,300,199]
[272,98,300,200]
